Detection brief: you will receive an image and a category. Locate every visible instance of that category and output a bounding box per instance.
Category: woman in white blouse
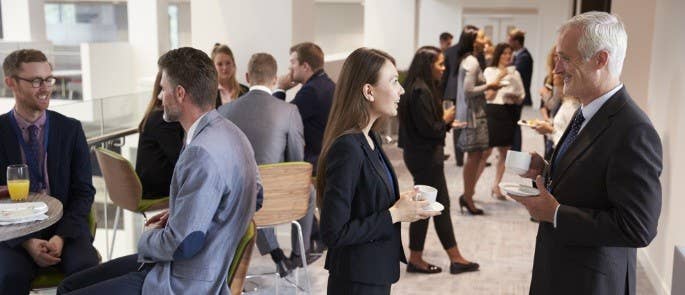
[482,43,525,200]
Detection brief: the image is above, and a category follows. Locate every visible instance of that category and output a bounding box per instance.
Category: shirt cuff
[553,204,560,228]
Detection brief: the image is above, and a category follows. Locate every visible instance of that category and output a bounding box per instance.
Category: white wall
[613,0,657,110]
[80,42,135,100]
[314,2,364,55]
[1,0,46,41]
[364,0,416,70]
[639,0,685,293]
[191,0,294,83]
[416,0,462,49]
[128,0,170,88]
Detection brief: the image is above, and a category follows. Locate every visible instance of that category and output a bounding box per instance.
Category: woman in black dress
[211,43,248,107]
[318,48,438,295]
[398,46,479,275]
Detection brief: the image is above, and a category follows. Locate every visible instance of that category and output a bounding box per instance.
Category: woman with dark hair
[483,43,525,199]
[455,26,504,215]
[318,48,438,294]
[135,71,184,199]
[398,46,479,275]
[211,43,248,107]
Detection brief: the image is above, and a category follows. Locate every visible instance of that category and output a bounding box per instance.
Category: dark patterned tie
[27,125,43,191]
[548,111,585,190]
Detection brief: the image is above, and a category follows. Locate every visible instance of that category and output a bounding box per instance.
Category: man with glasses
[0,49,99,295]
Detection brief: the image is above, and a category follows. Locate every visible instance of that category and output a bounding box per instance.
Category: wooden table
[0,193,63,242]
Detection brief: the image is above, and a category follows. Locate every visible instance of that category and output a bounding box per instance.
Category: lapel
[46,111,61,190]
[550,87,628,190]
[0,114,22,165]
[357,132,396,202]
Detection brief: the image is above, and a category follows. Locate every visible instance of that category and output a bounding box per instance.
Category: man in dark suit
[0,49,98,295]
[442,25,479,167]
[510,12,662,295]
[509,28,533,151]
[274,42,335,174]
[274,42,334,258]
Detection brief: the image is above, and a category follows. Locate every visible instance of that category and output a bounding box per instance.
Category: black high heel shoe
[450,261,480,274]
[406,262,442,274]
[459,195,484,215]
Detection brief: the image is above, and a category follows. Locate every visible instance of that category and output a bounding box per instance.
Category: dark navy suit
[274,70,335,175]
[512,48,534,151]
[0,110,98,295]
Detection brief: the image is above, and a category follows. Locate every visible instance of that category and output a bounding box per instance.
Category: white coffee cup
[505,150,531,175]
[414,185,438,209]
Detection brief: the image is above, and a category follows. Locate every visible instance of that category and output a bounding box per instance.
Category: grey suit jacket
[137,110,259,295]
[530,87,662,295]
[218,89,305,164]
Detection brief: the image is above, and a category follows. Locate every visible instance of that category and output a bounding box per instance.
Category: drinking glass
[7,164,30,201]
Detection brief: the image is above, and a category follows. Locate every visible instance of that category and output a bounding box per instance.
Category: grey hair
[558,11,627,77]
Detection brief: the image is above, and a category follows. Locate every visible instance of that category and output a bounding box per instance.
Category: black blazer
[0,110,95,247]
[135,109,184,199]
[398,84,450,151]
[513,48,533,106]
[320,132,406,285]
[441,43,461,100]
[214,83,249,109]
[531,87,662,295]
[274,70,335,173]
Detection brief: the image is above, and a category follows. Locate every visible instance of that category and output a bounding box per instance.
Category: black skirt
[485,104,516,147]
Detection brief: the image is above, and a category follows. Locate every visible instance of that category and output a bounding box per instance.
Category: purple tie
[27,125,43,191]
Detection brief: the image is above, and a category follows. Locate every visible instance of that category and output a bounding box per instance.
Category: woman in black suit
[317,48,439,294]
[398,46,479,275]
[135,71,184,199]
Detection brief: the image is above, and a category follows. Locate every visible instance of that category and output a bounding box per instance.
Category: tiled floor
[244,107,658,294]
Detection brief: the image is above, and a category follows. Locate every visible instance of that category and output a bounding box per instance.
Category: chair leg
[108,206,121,260]
[292,220,311,294]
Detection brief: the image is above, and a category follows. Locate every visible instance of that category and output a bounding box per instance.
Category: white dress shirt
[185,112,209,146]
[249,85,272,94]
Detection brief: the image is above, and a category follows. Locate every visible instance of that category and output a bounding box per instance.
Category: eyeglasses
[13,76,57,88]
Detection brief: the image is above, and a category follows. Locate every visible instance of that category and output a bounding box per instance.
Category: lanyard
[7,110,50,188]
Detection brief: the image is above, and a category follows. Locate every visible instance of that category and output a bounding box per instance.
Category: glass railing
[50,92,151,261]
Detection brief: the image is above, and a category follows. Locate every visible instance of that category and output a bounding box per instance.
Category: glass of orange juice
[7,164,30,202]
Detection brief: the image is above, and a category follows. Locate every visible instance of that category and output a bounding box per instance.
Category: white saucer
[498,182,540,197]
[423,202,444,212]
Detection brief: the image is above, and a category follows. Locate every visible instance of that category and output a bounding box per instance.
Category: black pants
[403,146,458,251]
[0,235,99,295]
[327,275,390,295]
[452,129,464,165]
[57,254,149,295]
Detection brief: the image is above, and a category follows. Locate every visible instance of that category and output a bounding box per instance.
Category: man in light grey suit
[218,53,316,278]
[58,47,259,295]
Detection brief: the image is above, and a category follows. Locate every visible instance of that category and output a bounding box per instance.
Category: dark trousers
[511,105,523,151]
[327,275,390,295]
[452,129,464,165]
[403,146,458,251]
[58,254,148,295]
[0,236,99,295]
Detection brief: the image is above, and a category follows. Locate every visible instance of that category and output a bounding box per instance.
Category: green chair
[226,220,256,295]
[94,147,169,260]
[30,206,99,290]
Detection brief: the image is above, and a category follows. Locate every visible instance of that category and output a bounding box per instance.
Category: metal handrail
[87,127,139,146]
